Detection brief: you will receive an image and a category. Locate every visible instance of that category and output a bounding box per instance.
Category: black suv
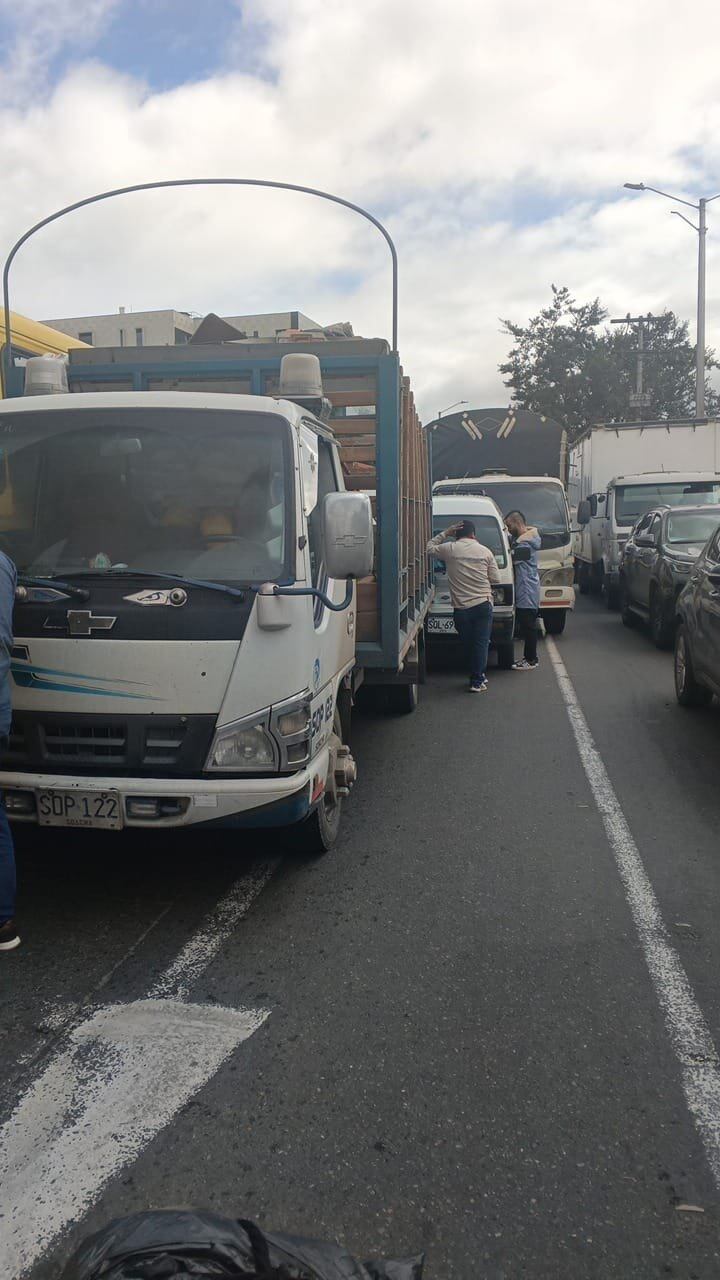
[674,525,720,706]
[619,505,720,648]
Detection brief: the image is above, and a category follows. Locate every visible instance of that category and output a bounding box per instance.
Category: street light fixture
[624,180,720,418]
[438,400,467,418]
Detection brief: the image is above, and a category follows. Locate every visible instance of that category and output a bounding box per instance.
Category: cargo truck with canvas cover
[430,407,574,634]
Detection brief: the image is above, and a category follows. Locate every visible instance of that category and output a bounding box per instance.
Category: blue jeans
[0,797,15,924]
[454,601,493,683]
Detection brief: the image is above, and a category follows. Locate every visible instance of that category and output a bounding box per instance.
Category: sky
[1,0,720,418]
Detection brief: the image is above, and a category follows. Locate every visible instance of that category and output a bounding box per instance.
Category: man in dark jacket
[0,551,18,950]
[506,510,541,671]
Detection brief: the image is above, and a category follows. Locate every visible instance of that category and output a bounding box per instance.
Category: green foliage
[499,285,719,439]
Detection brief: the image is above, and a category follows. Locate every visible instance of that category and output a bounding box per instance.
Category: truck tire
[649,590,673,650]
[542,610,566,636]
[287,710,346,855]
[675,625,712,707]
[604,574,620,610]
[578,563,591,595]
[385,681,419,714]
[496,641,515,670]
[590,563,604,596]
[620,581,636,628]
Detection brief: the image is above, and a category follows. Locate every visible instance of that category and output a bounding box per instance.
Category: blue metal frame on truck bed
[61,349,422,672]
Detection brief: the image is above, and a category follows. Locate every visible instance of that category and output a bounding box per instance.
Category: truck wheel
[604,575,620,610]
[620,581,636,628]
[542,611,566,636]
[590,563,604,596]
[578,563,590,595]
[496,642,515,670]
[675,625,712,707]
[287,711,348,855]
[385,681,419,714]
[649,591,673,650]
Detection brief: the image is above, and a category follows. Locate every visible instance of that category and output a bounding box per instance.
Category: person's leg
[0,796,18,947]
[473,601,493,684]
[454,608,472,683]
[523,608,539,664]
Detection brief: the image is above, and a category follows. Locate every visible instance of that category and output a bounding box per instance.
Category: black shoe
[0,919,20,951]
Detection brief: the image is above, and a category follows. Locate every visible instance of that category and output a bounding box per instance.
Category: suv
[619,505,720,648]
[674,525,720,706]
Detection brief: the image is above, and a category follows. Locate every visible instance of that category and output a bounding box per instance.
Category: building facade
[42,308,321,347]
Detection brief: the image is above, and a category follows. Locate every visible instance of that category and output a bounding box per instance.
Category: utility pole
[610,312,660,418]
[624,182,720,419]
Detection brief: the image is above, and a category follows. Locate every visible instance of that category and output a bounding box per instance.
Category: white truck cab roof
[0,389,314,429]
[608,470,720,486]
[433,493,506,522]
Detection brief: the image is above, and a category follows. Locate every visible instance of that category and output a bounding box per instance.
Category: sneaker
[469,679,488,693]
[512,659,538,672]
[0,919,20,951]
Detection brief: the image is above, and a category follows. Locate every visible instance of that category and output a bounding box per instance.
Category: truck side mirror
[321,492,374,580]
[577,499,591,526]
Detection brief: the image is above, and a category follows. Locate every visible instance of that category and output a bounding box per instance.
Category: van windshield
[0,407,292,584]
[468,481,570,547]
[432,515,507,567]
[615,481,720,526]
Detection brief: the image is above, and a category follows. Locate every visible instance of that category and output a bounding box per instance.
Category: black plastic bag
[60,1209,425,1280]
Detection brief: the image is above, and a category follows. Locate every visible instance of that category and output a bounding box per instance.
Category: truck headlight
[542,567,574,586]
[206,713,278,772]
[271,693,313,772]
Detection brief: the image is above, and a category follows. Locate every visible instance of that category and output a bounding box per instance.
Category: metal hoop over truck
[0,180,432,852]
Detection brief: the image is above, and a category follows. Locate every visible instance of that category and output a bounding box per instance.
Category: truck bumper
[426,606,514,644]
[0,749,330,831]
[540,586,575,611]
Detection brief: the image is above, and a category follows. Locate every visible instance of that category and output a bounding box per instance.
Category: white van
[426,494,515,669]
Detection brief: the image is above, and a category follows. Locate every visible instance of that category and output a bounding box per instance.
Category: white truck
[0,337,432,853]
[569,420,720,607]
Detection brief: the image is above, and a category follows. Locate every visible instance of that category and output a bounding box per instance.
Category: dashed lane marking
[548,637,720,1187]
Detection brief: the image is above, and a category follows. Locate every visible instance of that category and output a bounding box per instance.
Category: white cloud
[2,0,720,417]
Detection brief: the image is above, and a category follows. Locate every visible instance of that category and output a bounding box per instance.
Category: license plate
[37,789,122,830]
[427,615,457,634]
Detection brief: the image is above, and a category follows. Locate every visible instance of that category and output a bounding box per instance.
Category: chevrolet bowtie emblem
[66,610,117,636]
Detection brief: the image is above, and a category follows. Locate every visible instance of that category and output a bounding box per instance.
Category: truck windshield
[0,407,292,584]
[615,481,720,526]
[471,481,570,546]
[432,515,507,566]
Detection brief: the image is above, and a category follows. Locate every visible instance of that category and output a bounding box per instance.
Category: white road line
[0,1000,269,1279]
[0,859,277,1277]
[149,856,279,1000]
[547,637,720,1185]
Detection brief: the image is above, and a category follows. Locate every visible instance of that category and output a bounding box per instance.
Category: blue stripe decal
[10,661,145,687]
[11,668,162,700]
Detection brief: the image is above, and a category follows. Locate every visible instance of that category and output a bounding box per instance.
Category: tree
[499,285,719,440]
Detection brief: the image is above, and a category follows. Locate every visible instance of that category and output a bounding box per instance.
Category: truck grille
[5,713,215,777]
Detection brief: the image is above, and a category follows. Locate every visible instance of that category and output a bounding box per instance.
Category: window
[666,511,720,546]
[432,515,507,567]
[615,481,720,524]
[306,435,340,623]
[0,407,292,585]
[473,479,570,547]
[78,332,93,345]
[135,328,144,346]
[634,513,653,537]
[648,514,662,542]
[174,329,191,345]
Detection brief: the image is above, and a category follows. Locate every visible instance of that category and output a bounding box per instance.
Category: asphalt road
[3,595,720,1279]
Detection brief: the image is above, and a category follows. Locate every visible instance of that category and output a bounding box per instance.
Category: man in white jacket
[427,520,499,692]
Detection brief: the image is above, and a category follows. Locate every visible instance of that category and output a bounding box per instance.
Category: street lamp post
[624,181,720,419]
[437,399,467,420]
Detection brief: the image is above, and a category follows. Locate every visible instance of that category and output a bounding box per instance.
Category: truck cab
[577,471,720,608]
[0,380,375,852]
